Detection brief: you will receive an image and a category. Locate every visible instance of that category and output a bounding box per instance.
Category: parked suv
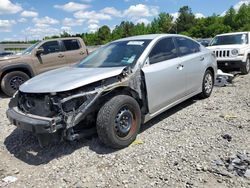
[7,34,217,149]
[208,32,250,74]
[0,37,88,96]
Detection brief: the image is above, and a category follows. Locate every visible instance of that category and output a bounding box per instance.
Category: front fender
[0,63,35,78]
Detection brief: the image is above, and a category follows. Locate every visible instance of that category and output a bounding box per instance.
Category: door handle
[58,54,64,58]
[177,64,184,70]
[200,57,205,61]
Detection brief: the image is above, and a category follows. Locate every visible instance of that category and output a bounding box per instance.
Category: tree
[151,13,174,33]
[223,7,237,30]
[235,3,250,30]
[176,6,195,33]
[97,25,111,44]
[60,31,71,38]
[112,21,135,39]
[39,3,250,45]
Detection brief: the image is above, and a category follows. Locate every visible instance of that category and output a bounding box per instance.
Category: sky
[0,0,249,41]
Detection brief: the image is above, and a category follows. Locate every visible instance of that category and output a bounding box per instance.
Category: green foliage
[97,25,111,44]
[176,6,196,33]
[5,4,250,45]
[151,13,174,33]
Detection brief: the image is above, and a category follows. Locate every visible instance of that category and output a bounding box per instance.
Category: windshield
[77,40,151,68]
[21,42,40,55]
[210,34,248,46]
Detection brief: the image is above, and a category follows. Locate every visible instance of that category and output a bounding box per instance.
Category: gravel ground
[0,73,250,188]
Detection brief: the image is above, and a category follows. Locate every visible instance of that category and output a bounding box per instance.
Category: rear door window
[175,37,200,56]
[63,39,81,51]
[149,37,178,64]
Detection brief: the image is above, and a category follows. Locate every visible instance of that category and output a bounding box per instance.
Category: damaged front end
[7,67,146,146]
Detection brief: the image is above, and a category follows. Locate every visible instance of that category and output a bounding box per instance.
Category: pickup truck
[0,37,88,96]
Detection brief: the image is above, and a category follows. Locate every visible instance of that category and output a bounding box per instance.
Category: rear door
[142,37,187,114]
[35,40,67,74]
[175,37,205,94]
[62,39,87,64]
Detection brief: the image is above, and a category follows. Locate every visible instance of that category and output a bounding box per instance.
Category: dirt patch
[0,74,250,187]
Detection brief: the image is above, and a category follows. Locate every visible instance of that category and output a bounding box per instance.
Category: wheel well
[1,68,32,81]
[100,87,143,108]
[206,67,215,81]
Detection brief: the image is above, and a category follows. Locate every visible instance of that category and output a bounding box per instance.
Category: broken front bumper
[6,107,62,134]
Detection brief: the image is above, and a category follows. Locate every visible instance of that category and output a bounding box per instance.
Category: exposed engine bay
[8,67,148,146]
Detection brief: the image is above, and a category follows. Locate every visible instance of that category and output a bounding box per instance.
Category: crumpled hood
[0,55,21,61]
[20,66,126,93]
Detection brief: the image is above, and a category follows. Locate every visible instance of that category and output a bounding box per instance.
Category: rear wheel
[96,95,141,149]
[1,71,30,96]
[241,58,250,75]
[199,69,214,99]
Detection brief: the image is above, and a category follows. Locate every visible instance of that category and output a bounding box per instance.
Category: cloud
[0,19,16,32]
[74,10,111,32]
[100,7,122,17]
[170,12,205,20]
[195,13,205,18]
[62,17,84,27]
[61,26,72,34]
[21,10,38,17]
[171,12,179,21]
[18,18,27,23]
[33,16,59,28]
[54,2,90,12]
[88,23,99,33]
[221,0,250,16]
[234,0,250,11]
[22,26,60,39]
[74,10,112,20]
[123,4,159,19]
[0,0,22,15]
[88,19,99,24]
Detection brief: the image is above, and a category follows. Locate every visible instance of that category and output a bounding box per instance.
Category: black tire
[1,71,30,97]
[241,57,250,75]
[199,69,214,99]
[96,95,141,149]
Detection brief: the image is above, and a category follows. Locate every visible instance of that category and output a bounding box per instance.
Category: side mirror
[36,48,44,56]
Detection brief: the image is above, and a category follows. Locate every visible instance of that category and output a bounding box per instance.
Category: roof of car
[216,32,249,36]
[115,34,185,42]
[43,37,82,42]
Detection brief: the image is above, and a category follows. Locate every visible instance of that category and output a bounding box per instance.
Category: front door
[35,41,67,74]
[142,37,187,114]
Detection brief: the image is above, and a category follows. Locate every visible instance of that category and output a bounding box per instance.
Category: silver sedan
[7,34,217,149]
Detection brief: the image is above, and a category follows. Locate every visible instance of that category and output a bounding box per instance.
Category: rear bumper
[6,107,62,134]
[217,60,246,70]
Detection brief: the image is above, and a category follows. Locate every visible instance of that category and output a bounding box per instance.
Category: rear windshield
[77,40,151,68]
[210,33,248,46]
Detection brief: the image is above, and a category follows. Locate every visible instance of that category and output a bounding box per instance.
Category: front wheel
[199,69,214,99]
[96,95,141,149]
[1,71,30,97]
[241,58,250,75]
